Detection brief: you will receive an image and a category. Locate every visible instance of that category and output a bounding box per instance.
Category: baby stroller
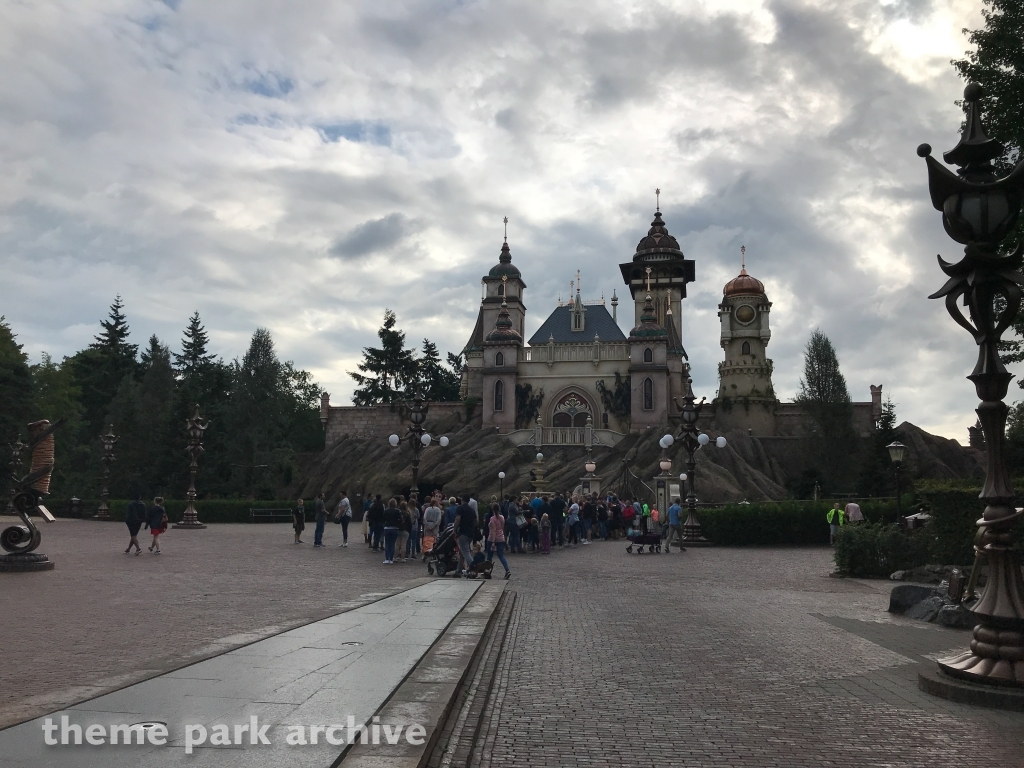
[626,515,662,554]
[427,527,460,577]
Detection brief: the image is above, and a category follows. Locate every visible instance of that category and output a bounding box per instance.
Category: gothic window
[602,412,609,428]
[741,341,750,356]
[643,378,654,410]
[643,347,653,363]
[498,283,505,296]
[495,351,504,367]
[494,380,504,412]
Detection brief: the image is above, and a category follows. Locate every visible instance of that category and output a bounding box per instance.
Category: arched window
[643,347,653,363]
[495,351,504,367]
[741,341,750,356]
[494,380,504,412]
[498,282,505,296]
[643,377,654,410]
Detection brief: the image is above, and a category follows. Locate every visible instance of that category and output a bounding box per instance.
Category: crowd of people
[288,488,685,577]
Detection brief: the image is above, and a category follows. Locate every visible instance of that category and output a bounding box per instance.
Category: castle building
[460,209,693,444]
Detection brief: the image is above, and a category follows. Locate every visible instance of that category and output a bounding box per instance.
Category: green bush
[698,500,899,546]
[834,523,930,577]
[42,499,299,524]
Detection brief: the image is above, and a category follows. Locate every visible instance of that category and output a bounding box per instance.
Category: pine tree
[416,340,462,401]
[795,329,857,492]
[857,397,902,497]
[90,295,138,360]
[0,317,34,497]
[71,296,139,435]
[174,311,216,376]
[349,310,417,405]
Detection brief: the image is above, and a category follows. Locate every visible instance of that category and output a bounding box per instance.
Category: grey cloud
[329,213,421,259]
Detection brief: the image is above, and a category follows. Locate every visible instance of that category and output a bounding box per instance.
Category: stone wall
[323,402,467,445]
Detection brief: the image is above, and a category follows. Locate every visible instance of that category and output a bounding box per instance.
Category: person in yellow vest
[827,502,844,545]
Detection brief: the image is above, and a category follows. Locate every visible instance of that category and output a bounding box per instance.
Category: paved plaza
[2,517,1024,766]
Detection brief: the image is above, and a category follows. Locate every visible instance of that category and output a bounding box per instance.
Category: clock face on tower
[734,304,756,324]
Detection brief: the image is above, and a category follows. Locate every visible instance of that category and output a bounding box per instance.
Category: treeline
[1,299,323,501]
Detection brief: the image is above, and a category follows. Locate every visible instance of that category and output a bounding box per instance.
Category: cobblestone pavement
[0,517,426,728]
[5,520,1024,766]
[474,541,1024,768]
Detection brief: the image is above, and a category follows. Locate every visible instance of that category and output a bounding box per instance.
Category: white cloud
[0,0,997,441]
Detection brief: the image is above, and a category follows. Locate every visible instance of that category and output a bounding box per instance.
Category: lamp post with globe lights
[917,82,1024,690]
[387,395,450,491]
[886,441,907,525]
[498,471,505,499]
[673,378,727,544]
[581,447,601,496]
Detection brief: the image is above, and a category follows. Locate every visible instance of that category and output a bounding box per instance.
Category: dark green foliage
[350,309,418,405]
[71,296,139,435]
[515,382,544,429]
[105,335,179,499]
[834,523,931,578]
[698,500,898,546]
[857,396,901,496]
[596,372,630,428]
[918,485,987,566]
[48,498,301,524]
[0,317,34,497]
[795,329,857,490]
[416,340,462,401]
[956,2,1024,369]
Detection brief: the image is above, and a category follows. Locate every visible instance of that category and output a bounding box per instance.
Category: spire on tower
[503,216,508,243]
[741,245,746,271]
[655,188,661,212]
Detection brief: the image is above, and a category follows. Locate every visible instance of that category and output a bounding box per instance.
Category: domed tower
[716,247,776,435]
[618,197,695,343]
[481,291,523,432]
[461,219,527,404]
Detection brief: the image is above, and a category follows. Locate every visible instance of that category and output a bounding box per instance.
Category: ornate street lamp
[95,425,118,520]
[389,394,450,490]
[672,378,726,543]
[174,405,208,529]
[918,83,1024,687]
[886,441,907,524]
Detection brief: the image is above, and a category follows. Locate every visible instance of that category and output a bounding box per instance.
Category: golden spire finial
[503,216,508,243]
[645,266,652,294]
[741,245,746,271]
[655,188,661,212]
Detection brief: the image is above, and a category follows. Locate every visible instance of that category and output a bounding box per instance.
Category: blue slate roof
[528,304,627,345]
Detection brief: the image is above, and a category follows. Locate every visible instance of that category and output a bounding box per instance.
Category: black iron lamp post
[389,395,449,491]
[919,83,1024,687]
[95,425,118,520]
[499,471,505,498]
[673,378,726,543]
[886,441,907,524]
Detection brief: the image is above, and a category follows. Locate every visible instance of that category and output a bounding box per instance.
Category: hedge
[834,523,930,577]
[697,500,900,546]
[41,499,300,524]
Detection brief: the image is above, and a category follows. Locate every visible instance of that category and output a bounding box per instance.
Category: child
[540,512,551,554]
[146,497,168,554]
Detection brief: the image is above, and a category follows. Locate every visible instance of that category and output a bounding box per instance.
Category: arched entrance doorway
[551,391,593,428]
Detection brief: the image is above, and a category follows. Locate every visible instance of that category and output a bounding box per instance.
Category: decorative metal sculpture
[7,435,26,514]
[174,404,208,529]
[919,83,1024,686]
[1,419,64,572]
[95,424,118,520]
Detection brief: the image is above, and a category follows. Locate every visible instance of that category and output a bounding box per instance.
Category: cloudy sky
[0,0,997,440]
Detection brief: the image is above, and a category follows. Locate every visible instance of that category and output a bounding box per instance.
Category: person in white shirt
[335,491,352,546]
[844,501,864,524]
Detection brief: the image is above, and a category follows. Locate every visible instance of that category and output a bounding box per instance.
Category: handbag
[515,514,527,528]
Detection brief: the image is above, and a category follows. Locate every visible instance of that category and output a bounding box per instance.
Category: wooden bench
[249,508,295,523]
